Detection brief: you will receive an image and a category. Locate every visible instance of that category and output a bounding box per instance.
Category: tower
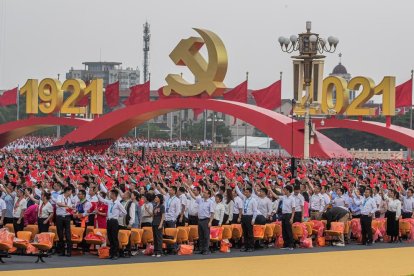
[142,21,150,83]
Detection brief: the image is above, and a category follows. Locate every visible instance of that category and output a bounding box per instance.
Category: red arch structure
[289,118,414,150]
[54,98,351,158]
[0,117,89,148]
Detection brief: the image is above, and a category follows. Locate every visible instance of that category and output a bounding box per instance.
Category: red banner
[105,81,119,108]
[0,87,17,106]
[124,81,150,106]
[252,80,281,110]
[395,79,412,108]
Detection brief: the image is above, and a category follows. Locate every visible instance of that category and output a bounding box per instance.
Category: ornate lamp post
[278,21,339,160]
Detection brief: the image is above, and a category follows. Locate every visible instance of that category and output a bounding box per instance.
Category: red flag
[223,81,248,103]
[374,106,381,117]
[395,79,412,108]
[0,87,17,106]
[105,81,119,108]
[252,80,281,110]
[223,81,248,124]
[124,81,150,106]
[78,94,89,107]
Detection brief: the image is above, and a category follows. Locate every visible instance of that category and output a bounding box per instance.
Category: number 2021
[295,76,395,116]
[20,78,103,115]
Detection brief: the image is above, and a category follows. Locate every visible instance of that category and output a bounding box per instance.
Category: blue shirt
[196,198,215,219]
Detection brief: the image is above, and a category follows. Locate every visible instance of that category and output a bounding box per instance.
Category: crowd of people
[3,136,58,150]
[115,137,212,150]
[0,142,414,260]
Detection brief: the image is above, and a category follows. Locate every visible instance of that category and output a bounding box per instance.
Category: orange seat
[177,227,190,244]
[85,228,107,246]
[292,224,305,242]
[188,225,199,243]
[264,224,275,241]
[85,226,94,236]
[70,226,85,246]
[5,224,14,234]
[163,228,178,245]
[273,223,282,239]
[231,224,243,240]
[210,226,223,243]
[13,231,32,252]
[31,232,55,263]
[400,221,411,238]
[303,222,313,238]
[222,225,232,240]
[130,228,143,247]
[325,222,345,244]
[253,225,266,241]
[118,229,131,250]
[0,231,15,263]
[48,226,59,243]
[23,225,39,240]
[141,227,154,245]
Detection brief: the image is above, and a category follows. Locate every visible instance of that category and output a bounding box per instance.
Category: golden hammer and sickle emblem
[163,28,228,97]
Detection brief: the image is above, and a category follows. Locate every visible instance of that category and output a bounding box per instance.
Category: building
[329,53,356,101]
[66,61,140,90]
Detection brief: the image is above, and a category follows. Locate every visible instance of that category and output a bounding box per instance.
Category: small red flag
[223,81,248,103]
[252,80,282,110]
[0,87,17,106]
[223,81,248,124]
[395,79,412,108]
[124,81,150,106]
[105,81,119,108]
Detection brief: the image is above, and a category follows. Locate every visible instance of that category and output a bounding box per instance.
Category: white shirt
[0,198,6,213]
[310,193,325,212]
[387,198,402,219]
[293,193,305,212]
[213,202,225,225]
[178,194,188,218]
[233,196,243,215]
[187,194,201,216]
[56,194,73,216]
[360,197,377,216]
[38,201,54,219]
[281,195,296,214]
[13,197,27,218]
[141,202,153,223]
[164,195,181,222]
[332,196,347,208]
[402,195,414,213]
[120,200,135,227]
[256,196,273,217]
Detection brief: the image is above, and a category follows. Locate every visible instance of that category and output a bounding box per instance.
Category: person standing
[360,188,377,246]
[293,185,305,223]
[386,189,402,243]
[401,188,414,219]
[95,191,108,229]
[97,189,127,260]
[13,187,27,234]
[231,189,243,224]
[151,194,165,258]
[235,185,258,252]
[0,191,6,228]
[37,192,54,233]
[141,193,154,227]
[56,187,74,256]
[0,183,16,227]
[281,185,295,250]
[187,186,201,225]
[187,185,214,255]
[177,187,188,227]
[309,185,325,220]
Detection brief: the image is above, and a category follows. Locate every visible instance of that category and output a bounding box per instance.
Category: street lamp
[278,21,339,160]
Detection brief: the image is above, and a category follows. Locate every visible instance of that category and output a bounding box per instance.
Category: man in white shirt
[235,185,258,252]
[177,187,188,226]
[56,187,74,256]
[187,186,201,225]
[232,190,243,224]
[309,185,325,220]
[402,188,414,219]
[252,187,272,225]
[360,188,377,246]
[0,191,6,228]
[293,185,305,223]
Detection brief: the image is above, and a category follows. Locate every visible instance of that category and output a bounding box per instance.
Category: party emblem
[163,28,228,97]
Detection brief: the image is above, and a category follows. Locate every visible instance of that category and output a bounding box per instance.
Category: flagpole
[245,72,249,154]
[409,69,414,160]
[278,71,283,157]
[16,85,20,120]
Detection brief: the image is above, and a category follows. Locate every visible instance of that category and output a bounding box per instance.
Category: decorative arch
[289,118,414,150]
[54,98,351,158]
[0,117,89,148]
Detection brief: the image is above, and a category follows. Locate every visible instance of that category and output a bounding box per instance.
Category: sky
[0,0,413,99]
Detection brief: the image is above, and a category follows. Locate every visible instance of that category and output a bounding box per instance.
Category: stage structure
[1,28,412,158]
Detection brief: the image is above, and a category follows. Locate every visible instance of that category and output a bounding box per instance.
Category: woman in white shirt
[385,190,401,243]
[223,189,234,225]
[37,192,54,233]
[13,187,27,234]
[141,193,154,227]
[213,194,225,226]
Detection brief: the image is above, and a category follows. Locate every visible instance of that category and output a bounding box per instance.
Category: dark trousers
[13,217,24,234]
[2,217,13,228]
[241,215,254,249]
[198,218,210,253]
[176,216,187,227]
[152,224,163,255]
[293,212,303,223]
[37,218,50,233]
[281,213,293,248]
[255,215,266,225]
[360,215,373,244]
[232,214,241,224]
[56,215,72,254]
[188,215,199,225]
[107,219,119,257]
[402,212,413,219]
[375,211,381,219]
[141,222,152,227]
